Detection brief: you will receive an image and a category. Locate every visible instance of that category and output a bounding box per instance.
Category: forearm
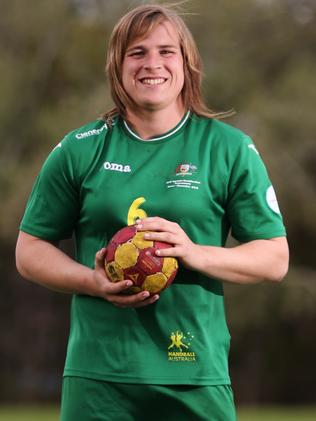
[193,238,289,284]
[16,232,94,295]
[135,218,289,285]
[16,231,160,308]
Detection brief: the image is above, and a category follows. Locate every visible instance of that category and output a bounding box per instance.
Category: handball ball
[105,225,178,295]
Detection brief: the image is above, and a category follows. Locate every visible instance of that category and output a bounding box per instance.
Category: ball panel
[123,267,146,286]
[165,269,177,288]
[111,225,136,244]
[143,273,168,294]
[115,243,138,269]
[106,241,117,262]
[138,248,163,274]
[154,241,170,250]
[162,257,178,278]
[105,261,124,282]
[131,231,154,249]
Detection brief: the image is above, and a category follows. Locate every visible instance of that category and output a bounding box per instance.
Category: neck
[125,104,186,140]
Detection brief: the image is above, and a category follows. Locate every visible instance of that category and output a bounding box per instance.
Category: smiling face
[122,21,185,115]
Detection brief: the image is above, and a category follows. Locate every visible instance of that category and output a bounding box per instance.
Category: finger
[143,231,176,244]
[105,279,134,295]
[136,217,177,233]
[113,293,160,308]
[155,247,180,257]
[135,217,155,231]
[131,294,160,308]
[135,217,161,224]
[95,248,107,269]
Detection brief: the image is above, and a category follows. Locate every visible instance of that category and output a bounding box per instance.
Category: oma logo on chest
[103,161,132,173]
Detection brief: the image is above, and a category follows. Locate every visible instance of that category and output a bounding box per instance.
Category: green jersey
[20,112,286,385]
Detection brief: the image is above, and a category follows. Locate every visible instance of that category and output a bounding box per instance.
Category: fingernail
[155,249,161,255]
[142,291,150,298]
[135,219,142,224]
[136,224,143,229]
[126,281,133,287]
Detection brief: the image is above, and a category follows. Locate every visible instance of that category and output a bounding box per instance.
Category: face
[122,21,185,115]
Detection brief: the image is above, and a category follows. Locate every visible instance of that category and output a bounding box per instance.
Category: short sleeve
[20,140,79,241]
[227,136,286,242]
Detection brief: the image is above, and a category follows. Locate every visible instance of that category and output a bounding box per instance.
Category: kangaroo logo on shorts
[167,330,196,362]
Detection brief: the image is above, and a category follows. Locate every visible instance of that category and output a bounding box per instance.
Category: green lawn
[237,406,316,421]
[0,405,59,421]
[0,405,315,420]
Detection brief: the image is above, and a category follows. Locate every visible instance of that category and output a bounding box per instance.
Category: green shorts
[60,377,236,421]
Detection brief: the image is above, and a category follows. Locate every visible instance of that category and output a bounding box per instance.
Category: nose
[143,51,162,70]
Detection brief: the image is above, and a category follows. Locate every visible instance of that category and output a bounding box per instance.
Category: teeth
[141,78,165,85]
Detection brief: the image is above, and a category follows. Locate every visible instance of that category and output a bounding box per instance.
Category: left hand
[135,217,199,270]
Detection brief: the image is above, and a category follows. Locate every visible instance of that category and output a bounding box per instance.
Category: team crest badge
[166,163,200,190]
[175,163,197,176]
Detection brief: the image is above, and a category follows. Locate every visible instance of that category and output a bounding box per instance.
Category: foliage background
[1,0,315,405]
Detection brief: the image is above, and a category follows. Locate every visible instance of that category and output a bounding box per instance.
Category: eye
[128,50,144,57]
[160,49,174,56]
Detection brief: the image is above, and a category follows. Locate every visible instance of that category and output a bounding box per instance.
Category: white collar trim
[123,111,190,142]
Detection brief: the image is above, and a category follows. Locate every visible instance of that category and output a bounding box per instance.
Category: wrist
[78,266,96,296]
[183,243,207,272]
[193,244,209,272]
[190,244,223,277]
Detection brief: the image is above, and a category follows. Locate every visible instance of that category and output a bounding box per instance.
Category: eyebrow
[126,44,178,52]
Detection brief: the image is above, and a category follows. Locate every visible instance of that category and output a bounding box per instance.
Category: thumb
[95,247,107,270]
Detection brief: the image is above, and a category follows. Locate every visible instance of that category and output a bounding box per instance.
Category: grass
[237,406,316,421]
[0,405,59,421]
[0,405,315,420]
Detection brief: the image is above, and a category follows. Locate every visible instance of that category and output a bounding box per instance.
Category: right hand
[92,248,160,308]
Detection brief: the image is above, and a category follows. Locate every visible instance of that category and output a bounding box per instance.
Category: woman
[16,4,289,420]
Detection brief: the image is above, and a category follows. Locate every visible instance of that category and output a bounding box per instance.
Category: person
[15,4,289,421]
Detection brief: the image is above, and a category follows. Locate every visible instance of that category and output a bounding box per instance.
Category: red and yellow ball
[105,225,178,295]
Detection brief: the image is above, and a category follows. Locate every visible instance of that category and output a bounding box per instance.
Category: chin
[136,101,167,112]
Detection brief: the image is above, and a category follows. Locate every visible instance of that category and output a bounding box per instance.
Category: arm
[190,237,289,284]
[135,217,289,284]
[16,231,159,306]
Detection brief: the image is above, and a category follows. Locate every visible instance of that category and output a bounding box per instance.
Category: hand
[135,217,199,271]
[92,248,160,308]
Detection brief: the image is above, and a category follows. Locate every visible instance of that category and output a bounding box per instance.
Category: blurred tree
[1,0,315,404]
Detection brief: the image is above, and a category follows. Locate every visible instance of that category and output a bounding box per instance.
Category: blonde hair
[102,3,230,124]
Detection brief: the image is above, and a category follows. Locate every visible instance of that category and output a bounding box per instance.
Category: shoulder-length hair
[102,4,230,124]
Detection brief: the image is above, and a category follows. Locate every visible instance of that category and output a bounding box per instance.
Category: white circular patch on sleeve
[266,185,280,214]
